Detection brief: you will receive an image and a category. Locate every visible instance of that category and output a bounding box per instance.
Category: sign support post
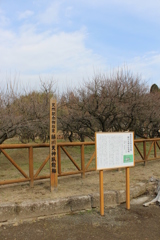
[126,167,130,210]
[99,170,104,216]
[50,98,58,191]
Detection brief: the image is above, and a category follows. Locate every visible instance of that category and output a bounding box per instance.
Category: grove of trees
[0,81,55,144]
[1,68,160,144]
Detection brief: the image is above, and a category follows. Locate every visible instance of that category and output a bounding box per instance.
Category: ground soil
[1,160,160,204]
[0,203,160,240]
[1,160,160,239]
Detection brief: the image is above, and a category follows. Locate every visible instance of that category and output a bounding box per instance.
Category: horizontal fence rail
[1,138,160,186]
[134,138,160,164]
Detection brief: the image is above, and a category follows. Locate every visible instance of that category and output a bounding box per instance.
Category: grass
[134,141,160,160]
[0,138,96,181]
[1,138,160,182]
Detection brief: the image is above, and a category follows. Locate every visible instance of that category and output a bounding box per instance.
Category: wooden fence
[0,138,160,187]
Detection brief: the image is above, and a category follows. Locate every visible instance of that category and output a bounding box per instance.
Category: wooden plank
[85,168,96,172]
[0,141,94,149]
[81,144,85,178]
[156,141,160,150]
[58,146,61,175]
[58,168,97,177]
[143,141,147,166]
[34,174,50,180]
[126,167,130,210]
[34,154,50,178]
[58,171,82,177]
[141,157,160,161]
[57,142,95,146]
[135,159,145,163]
[50,98,58,191]
[61,146,81,171]
[1,149,28,178]
[154,141,157,158]
[0,178,29,185]
[146,141,154,159]
[0,143,49,149]
[29,147,34,187]
[99,170,104,216]
[134,138,160,143]
[134,143,144,160]
[2,138,160,148]
[85,151,96,170]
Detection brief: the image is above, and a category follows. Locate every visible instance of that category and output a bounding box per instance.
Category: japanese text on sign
[96,132,134,170]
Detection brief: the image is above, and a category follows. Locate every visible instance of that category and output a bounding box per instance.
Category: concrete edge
[0,183,147,224]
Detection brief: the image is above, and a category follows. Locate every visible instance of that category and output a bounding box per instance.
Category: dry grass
[1,138,160,204]
[1,138,160,182]
[0,138,96,181]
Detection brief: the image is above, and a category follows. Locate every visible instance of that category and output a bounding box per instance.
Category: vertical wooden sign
[50,98,58,191]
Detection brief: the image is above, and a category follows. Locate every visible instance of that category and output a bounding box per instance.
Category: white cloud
[80,0,160,24]
[0,8,10,27]
[65,6,73,18]
[18,10,34,20]
[0,23,106,91]
[37,2,61,25]
[117,0,160,22]
[84,0,160,10]
[0,0,159,92]
[126,52,160,86]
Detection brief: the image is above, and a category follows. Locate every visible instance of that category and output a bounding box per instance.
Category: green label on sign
[123,155,133,163]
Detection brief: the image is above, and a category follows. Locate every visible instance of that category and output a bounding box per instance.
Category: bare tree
[0,80,56,144]
[58,69,160,141]
[58,90,96,142]
[1,70,159,144]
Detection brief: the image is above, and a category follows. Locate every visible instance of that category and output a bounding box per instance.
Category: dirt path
[1,161,160,239]
[0,202,160,240]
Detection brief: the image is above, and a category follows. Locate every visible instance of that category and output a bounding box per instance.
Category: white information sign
[96,132,134,170]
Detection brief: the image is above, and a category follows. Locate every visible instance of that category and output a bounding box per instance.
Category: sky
[0,0,160,93]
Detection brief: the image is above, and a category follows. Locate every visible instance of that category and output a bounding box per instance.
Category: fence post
[154,141,157,158]
[143,141,147,166]
[58,145,61,175]
[29,147,34,187]
[81,144,85,178]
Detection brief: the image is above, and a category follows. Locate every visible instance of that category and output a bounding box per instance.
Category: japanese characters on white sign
[96,132,134,170]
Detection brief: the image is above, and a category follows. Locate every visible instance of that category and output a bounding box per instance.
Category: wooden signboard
[95,132,134,215]
[50,98,58,191]
[96,132,134,170]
